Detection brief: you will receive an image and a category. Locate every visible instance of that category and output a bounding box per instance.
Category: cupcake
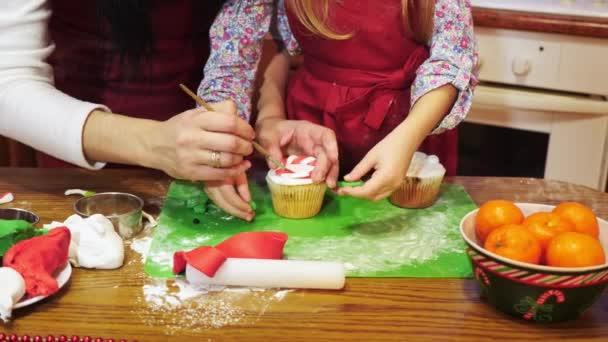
[266,155,326,219]
[389,152,446,209]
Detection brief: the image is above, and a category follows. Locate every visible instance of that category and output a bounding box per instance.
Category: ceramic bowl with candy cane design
[460,203,608,323]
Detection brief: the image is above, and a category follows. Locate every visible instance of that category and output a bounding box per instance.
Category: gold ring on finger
[210,150,222,168]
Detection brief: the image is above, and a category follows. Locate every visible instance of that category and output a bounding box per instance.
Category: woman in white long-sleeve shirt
[0,0,257,220]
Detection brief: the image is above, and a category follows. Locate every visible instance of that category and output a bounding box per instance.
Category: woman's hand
[337,130,413,201]
[145,100,256,181]
[256,117,339,188]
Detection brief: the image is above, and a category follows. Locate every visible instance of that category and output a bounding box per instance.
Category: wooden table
[1,169,607,341]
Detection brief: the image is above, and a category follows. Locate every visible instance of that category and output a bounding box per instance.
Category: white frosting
[406,152,446,178]
[0,267,25,322]
[45,214,124,269]
[267,155,317,185]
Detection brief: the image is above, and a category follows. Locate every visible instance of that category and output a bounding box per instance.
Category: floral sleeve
[275,0,300,55]
[198,0,273,121]
[411,0,479,134]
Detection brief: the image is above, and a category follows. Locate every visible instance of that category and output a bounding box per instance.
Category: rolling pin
[185,259,346,290]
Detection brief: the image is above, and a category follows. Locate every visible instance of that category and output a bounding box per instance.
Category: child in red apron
[259,0,477,200]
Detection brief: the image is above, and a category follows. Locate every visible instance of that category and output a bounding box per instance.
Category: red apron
[38,0,223,168]
[285,0,458,176]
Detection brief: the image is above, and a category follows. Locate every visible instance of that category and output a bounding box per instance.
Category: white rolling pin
[185,258,346,290]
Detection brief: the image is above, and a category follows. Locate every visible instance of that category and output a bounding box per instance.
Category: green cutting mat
[145,179,477,278]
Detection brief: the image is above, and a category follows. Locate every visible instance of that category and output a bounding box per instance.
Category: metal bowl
[0,208,40,225]
[74,192,144,239]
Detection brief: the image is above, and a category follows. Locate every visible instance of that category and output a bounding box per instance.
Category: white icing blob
[267,155,317,186]
[45,214,124,269]
[406,151,446,178]
[0,267,25,322]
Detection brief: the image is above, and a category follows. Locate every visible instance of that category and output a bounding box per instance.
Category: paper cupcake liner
[266,177,326,219]
[389,176,443,209]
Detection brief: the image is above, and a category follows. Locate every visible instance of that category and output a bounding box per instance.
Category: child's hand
[256,118,340,189]
[204,172,254,221]
[338,132,413,201]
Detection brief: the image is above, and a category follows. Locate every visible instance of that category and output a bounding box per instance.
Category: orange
[546,232,606,267]
[484,224,542,265]
[552,202,599,239]
[523,212,575,250]
[475,200,524,243]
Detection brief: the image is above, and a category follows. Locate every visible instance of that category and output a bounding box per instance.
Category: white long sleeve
[0,0,105,169]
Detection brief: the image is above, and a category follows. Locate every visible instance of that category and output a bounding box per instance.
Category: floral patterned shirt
[199,0,478,134]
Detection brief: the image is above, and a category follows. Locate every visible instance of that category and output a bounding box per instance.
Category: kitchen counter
[1,168,607,341]
[472,7,608,39]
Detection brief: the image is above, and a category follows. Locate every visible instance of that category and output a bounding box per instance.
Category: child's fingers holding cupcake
[340,141,410,201]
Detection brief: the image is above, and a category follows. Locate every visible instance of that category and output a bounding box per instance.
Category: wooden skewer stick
[179,84,286,170]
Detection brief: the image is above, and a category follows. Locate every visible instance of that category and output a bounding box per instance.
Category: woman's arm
[0,0,254,181]
[0,0,107,169]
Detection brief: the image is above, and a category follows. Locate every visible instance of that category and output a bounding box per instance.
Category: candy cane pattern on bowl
[460,203,608,322]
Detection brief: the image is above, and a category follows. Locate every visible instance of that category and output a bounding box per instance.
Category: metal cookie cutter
[74,192,144,239]
[0,208,40,225]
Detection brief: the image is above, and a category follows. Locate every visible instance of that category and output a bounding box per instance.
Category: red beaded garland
[94,338,103,342]
[58,336,67,342]
[70,337,79,342]
[9,334,18,342]
[21,335,31,342]
[45,336,54,342]
[0,332,6,341]
[32,336,42,342]
[82,337,91,342]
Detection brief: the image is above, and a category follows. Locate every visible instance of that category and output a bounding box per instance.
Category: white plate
[13,262,72,309]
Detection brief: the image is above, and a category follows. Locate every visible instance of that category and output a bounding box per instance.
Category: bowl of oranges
[460,200,607,323]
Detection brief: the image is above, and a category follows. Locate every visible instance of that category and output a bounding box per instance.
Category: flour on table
[135,277,291,333]
[129,236,152,263]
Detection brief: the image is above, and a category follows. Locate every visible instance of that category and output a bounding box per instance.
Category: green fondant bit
[0,219,43,260]
[192,204,207,214]
[249,201,257,211]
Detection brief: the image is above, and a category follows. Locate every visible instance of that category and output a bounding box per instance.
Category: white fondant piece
[267,155,317,185]
[185,258,345,290]
[406,151,446,178]
[0,267,25,322]
[45,214,124,269]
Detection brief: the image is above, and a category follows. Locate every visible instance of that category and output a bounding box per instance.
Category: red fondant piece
[215,232,287,259]
[2,227,70,297]
[172,246,227,276]
[173,232,288,277]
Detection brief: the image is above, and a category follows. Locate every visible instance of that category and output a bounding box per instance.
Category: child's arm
[197,1,274,221]
[340,0,478,200]
[198,0,274,121]
[255,50,340,188]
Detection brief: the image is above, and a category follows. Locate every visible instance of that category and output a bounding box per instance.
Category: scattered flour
[130,238,291,334]
[129,236,152,263]
[136,277,290,333]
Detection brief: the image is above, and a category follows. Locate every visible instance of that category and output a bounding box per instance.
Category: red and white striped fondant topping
[0,192,13,205]
[267,155,317,185]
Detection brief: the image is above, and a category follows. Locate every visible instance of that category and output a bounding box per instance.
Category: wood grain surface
[472,7,608,39]
[1,169,607,341]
